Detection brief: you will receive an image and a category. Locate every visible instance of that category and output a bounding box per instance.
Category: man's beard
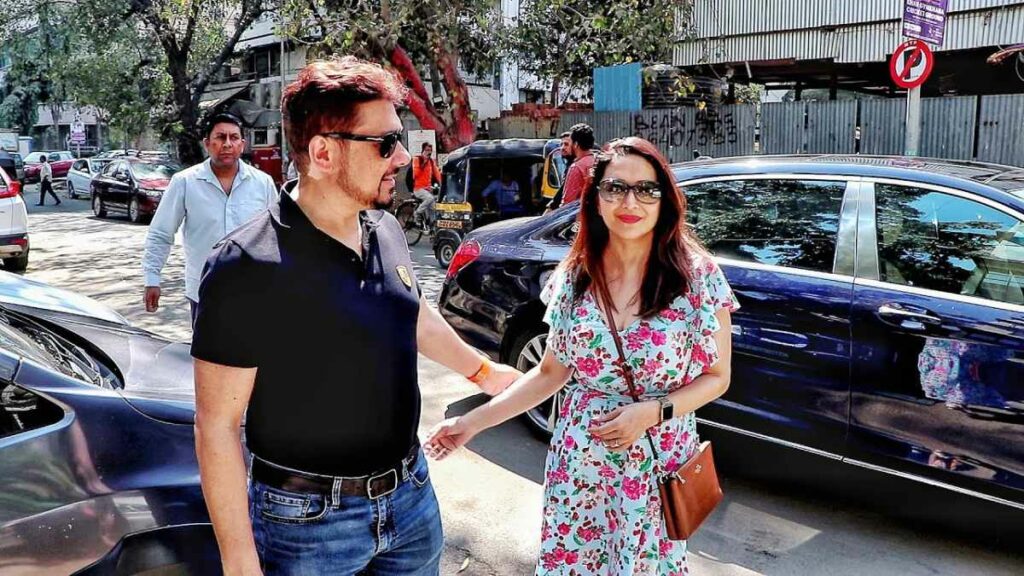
[335,170,397,210]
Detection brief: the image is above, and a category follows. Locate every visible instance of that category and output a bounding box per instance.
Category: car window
[683,178,847,273]
[72,160,85,172]
[1,383,64,440]
[133,162,179,180]
[101,162,119,177]
[547,151,566,189]
[876,184,1024,305]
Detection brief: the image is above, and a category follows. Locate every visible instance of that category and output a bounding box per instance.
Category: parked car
[23,151,75,183]
[0,167,29,272]
[0,151,26,185]
[437,155,1024,513]
[0,270,218,574]
[90,158,182,223]
[66,158,111,199]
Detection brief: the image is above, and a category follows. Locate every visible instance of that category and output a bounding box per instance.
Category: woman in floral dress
[426,137,739,575]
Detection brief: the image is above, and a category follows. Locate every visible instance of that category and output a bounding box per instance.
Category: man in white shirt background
[37,155,62,206]
[142,113,278,320]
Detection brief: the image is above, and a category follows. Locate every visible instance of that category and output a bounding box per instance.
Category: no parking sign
[890,39,934,90]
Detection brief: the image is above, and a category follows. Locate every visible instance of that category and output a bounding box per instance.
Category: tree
[60,29,168,149]
[0,1,75,137]
[282,0,502,151]
[70,0,270,163]
[510,0,693,104]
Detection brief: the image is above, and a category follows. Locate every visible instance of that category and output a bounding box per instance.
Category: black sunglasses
[320,130,404,158]
[597,178,663,204]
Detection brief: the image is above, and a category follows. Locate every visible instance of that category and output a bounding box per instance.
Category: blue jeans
[248,451,443,575]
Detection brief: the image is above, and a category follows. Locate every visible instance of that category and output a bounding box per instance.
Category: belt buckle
[367,468,399,500]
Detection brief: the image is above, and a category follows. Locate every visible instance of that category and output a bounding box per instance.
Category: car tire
[434,237,459,269]
[92,194,107,218]
[67,181,76,199]
[509,326,566,438]
[3,246,29,273]
[129,196,144,224]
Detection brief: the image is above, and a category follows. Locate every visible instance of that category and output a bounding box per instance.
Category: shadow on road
[444,394,548,485]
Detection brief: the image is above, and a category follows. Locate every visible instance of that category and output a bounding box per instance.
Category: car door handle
[877,304,941,330]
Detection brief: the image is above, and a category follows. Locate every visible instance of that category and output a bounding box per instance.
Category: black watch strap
[659,398,674,422]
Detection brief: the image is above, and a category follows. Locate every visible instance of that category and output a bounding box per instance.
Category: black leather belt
[251,446,419,500]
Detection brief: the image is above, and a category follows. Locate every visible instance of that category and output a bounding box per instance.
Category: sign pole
[905,86,922,156]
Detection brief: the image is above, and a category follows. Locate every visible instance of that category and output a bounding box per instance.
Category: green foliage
[281,0,502,77]
[509,0,693,101]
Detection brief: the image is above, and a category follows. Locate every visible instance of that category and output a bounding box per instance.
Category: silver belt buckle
[367,468,399,500]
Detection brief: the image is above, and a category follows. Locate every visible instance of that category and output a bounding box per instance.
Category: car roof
[672,155,1024,208]
[444,138,560,167]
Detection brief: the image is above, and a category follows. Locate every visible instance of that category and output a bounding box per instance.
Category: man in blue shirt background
[482,171,524,217]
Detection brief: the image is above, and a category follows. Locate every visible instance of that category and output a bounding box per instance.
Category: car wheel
[129,196,144,224]
[92,194,107,218]
[67,181,76,199]
[3,246,29,273]
[510,327,566,438]
[434,237,459,269]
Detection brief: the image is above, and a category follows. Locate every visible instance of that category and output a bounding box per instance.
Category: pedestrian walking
[407,142,441,229]
[36,155,61,206]
[191,57,521,576]
[427,137,739,575]
[141,112,277,322]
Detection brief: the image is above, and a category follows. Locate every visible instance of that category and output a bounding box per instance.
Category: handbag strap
[597,293,661,462]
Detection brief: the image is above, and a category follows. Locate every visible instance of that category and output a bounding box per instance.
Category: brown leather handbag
[600,297,723,540]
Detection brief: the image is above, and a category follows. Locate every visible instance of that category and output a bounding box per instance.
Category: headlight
[140,188,163,197]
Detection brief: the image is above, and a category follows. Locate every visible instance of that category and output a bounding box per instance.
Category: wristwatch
[658,397,674,423]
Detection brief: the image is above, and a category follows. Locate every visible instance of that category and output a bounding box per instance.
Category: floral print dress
[537,256,739,576]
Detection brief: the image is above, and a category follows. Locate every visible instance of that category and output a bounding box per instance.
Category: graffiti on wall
[632,107,738,149]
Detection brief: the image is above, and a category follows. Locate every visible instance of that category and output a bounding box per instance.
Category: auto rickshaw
[432,138,567,267]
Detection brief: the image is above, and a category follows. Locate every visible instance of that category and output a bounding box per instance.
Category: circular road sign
[890,39,934,90]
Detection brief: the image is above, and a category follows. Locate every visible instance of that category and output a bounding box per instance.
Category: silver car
[66,158,111,199]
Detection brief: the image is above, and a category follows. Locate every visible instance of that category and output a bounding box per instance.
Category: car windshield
[0,308,117,389]
[133,162,180,180]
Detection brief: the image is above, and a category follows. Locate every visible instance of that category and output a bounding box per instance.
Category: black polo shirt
[191,185,422,476]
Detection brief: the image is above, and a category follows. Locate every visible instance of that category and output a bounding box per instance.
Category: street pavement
[19,185,1024,576]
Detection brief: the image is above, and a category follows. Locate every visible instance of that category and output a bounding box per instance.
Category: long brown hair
[565,137,705,317]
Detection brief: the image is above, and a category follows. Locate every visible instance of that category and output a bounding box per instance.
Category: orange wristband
[467,357,492,384]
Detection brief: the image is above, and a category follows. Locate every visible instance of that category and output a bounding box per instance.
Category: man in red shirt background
[407,142,442,229]
[553,123,595,208]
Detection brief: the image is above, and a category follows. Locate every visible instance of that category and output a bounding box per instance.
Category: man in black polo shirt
[191,57,520,576]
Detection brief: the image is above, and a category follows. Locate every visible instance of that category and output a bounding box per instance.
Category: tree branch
[182,0,202,54]
[191,0,266,104]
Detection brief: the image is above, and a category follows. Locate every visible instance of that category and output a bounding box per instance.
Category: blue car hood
[0,271,128,326]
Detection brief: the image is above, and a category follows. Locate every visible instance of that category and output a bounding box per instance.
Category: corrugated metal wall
[689,0,1011,38]
[556,106,755,162]
[920,96,977,160]
[677,2,1024,65]
[860,99,906,155]
[976,94,1024,167]
[496,95,1023,168]
[761,102,806,154]
[806,101,857,154]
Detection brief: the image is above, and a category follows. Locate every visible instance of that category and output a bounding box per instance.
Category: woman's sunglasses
[597,179,663,204]
[320,130,404,158]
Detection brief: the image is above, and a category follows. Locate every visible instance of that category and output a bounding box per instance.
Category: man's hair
[41,154,49,162]
[560,131,571,139]
[421,142,432,151]
[569,124,595,150]
[204,113,244,138]
[282,57,408,174]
